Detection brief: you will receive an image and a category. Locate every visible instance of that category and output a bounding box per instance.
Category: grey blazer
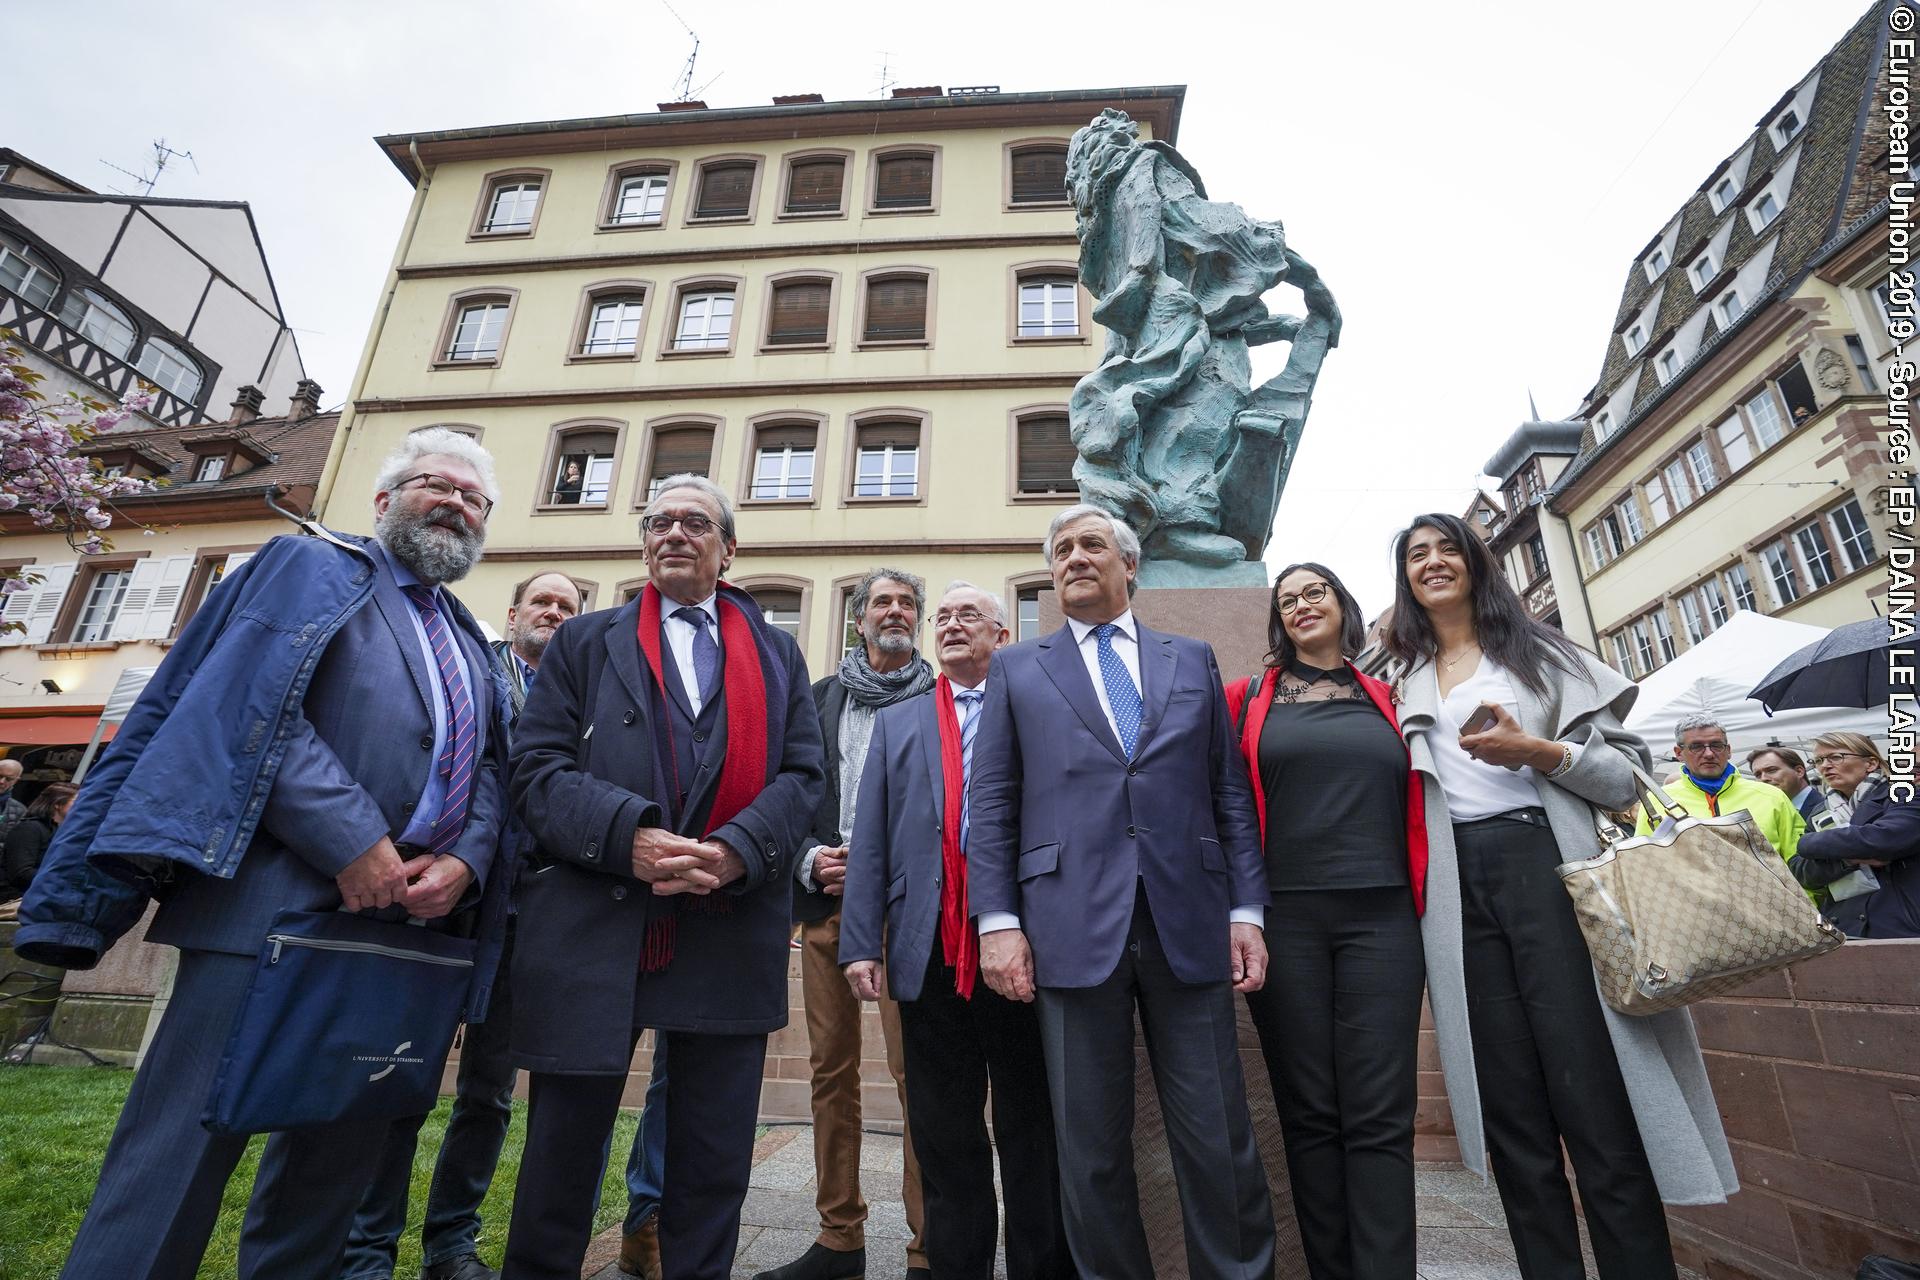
[838,691,947,1001]
[1398,648,1739,1206]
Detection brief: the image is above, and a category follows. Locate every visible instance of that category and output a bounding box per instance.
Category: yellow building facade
[318,88,1183,665]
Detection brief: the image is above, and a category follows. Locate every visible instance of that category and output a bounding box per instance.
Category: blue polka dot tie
[1094,622,1142,759]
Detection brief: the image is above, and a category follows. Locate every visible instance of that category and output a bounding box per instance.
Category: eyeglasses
[1277,582,1332,615]
[934,607,996,628]
[398,473,494,517]
[641,512,717,538]
[1808,751,1864,767]
[1680,741,1731,756]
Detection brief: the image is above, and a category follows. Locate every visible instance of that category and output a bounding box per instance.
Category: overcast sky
[13,0,1874,616]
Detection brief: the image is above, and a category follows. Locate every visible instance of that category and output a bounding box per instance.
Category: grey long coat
[1400,650,1739,1206]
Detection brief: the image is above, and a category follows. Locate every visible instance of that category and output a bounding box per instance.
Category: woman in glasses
[1223,563,1424,1280]
[1385,513,1734,1280]
[1792,733,1918,938]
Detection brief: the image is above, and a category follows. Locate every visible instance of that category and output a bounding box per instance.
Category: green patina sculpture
[1068,109,1341,582]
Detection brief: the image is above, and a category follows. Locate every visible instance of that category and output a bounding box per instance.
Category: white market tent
[1621,610,1890,755]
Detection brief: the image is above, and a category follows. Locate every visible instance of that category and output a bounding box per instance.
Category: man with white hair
[17,427,513,1280]
[1637,712,1806,869]
[968,504,1274,1280]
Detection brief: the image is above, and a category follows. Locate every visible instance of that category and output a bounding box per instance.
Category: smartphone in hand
[1461,703,1501,735]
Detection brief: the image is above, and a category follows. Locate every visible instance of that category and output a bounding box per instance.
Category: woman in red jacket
[1225,562,1427,1280]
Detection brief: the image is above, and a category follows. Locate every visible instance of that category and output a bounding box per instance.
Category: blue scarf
[1685,763,1737,814]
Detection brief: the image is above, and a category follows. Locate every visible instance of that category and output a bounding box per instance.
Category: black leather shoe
[421,1256,499,1280]
[750,1243,866,1280]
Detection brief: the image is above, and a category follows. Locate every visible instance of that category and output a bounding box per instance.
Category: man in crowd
[968,505,1274,1280]
[502,475,823,1280]
[755,569,932,1280]
[340,570,584,1280]
[0,757,24,844]
[17,427,510,1279]
[840,582,1073,1280]
[1640,714,1806,866]
[1749,746,1829,827]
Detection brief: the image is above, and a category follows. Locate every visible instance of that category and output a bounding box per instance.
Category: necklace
[1439,642,1480,673]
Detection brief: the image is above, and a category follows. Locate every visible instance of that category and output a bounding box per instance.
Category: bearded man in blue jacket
[16,426,512,1280]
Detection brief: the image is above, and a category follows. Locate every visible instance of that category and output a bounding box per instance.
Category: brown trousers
[800,912,926,1265]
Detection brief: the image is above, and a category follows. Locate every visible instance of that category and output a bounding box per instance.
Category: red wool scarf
[933,675,978,999]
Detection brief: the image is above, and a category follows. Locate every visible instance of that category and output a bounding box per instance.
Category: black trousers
[1034,890,1273,1280]
[1244,886,1422,1280]
[500,1028,765,1280]
[1454,815,1676,1280]
[897,938,1074,1280]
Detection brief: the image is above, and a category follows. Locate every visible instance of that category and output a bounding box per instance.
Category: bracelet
[1547,743,1575,779]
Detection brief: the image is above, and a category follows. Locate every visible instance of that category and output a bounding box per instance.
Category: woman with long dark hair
[3,782,76,902]
[1224,562,1425,1280]
[1386,513,1734,1280]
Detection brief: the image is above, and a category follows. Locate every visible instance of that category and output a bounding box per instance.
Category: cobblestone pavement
[584,1124,1705,1280]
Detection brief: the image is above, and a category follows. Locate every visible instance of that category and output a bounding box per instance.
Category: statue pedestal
[1037,586,1308,1278]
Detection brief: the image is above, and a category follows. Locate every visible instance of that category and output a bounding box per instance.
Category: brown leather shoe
[618,1215,662,1280]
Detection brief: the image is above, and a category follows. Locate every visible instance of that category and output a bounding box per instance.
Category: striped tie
[956,688,983,850]
[403,585,478,855]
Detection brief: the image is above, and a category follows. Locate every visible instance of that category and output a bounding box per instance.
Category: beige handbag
[1557,760,1844,1016]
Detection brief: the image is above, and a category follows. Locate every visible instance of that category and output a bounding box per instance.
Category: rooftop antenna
[100,138,197,196]
[874,51,897,97]
[660,1,720,101]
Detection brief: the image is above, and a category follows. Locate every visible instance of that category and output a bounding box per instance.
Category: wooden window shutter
[767,280,831,344]
[864,276,927,341]
[1010,146,1068,204]
[785,158,844,212]
[695,162,755,218]
[1017,414,1076,493]
[651,427,713,479]
[757,423,817,451]
[753,588,801,613]
[857,420,918,449]
[873,153,933,208]
[562,428,617,458]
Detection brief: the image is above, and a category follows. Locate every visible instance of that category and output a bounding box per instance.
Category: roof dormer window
[1655,349,1681,385]
[1770,106,1803,148]
[1624,323,1648,356]
[1642,246,1669,282]
[1749,188,1782,230]
[1593,410,1616,441]
[1714,290,1745,330]
[1709,176,1737,214]
[1689,250,1719,292]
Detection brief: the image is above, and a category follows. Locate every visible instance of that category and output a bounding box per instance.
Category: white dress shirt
[979,610,1262,937]
[1427,658,1582,822]
[661,592,721,717]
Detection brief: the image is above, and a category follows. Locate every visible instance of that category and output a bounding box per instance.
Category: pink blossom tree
[1,335,162,633]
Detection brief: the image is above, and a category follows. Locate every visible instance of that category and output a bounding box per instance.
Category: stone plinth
[1038,584,1276,684]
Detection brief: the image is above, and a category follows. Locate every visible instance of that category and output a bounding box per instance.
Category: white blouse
[1428,659,1545,823]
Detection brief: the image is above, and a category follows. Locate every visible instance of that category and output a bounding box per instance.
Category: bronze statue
[1067,109,1340,579]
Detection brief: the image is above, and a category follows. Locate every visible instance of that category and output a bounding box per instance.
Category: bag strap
[1593,755,1691,841]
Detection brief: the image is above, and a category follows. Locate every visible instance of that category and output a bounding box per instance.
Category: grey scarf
[836,645,936,709]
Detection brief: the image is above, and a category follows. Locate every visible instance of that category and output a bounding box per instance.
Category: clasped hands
[631,825,746,895]
[337,837,471,918]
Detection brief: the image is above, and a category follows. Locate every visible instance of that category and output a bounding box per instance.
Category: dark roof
[1554,2,1889,497]
[1483,421,1586,482]
[83,410,340,504]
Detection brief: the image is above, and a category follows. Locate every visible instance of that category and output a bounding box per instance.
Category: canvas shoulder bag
[1556,759,1844,1016]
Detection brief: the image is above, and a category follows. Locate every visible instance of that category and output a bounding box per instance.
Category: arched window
[59,288,136,358]
[136,337,203,401]
[0,233,61,309]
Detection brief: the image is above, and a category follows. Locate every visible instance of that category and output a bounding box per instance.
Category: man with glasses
[501,474,824,1280]
[1637,713,1806,872]
[17,427,512,1279]
[839,582,1072,1280]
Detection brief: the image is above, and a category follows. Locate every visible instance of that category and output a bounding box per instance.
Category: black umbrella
[1749,617,1895,712]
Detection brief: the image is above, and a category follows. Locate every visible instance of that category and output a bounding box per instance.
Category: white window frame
[1611,632,1637,677]
[446,301,509,361]
[0,233,60,309]
[674,290,735,350]
[1725,561,1758,613]
[194,454,226,483]
[1792,521,1838,591]
[1663,458,1696,512]
[581,296,646,355]
[1690,251,1718,292]
[1630,618,1657,672]
[1642,246,1668,281]
[1828,498,1877,573]
[72,567,132,643]
[136,338,202,401]
[1771,106,1803,147]
[1714,413,1754,473]
[611,172,669,226]
[1845,334,1878,390]
[1624,324,1647,356]
[1656,350,1680,384]
[1686,440,1719,495]
[1593,410,1616,440]
[1760,540,1802,607]
[1709,176,1738,214]
[1617,497,1645,545]
[1017,277,1079,337]
[751,443,815,500]
[482,179,541,233]
[854,441,919,498]
[1649,609,1676,663]
[1585,526,1608,572]
[1748,189,1782,232]
[1714,290,1745,329]
[1646,476,1671,526]
[1678,591,1706,644]
[1700,575,1731,628]
[1744,387,1787,448]
[752,592,802,639]
[60,289,135,359]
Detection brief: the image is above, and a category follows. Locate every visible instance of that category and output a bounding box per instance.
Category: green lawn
[0,1064,641,1280]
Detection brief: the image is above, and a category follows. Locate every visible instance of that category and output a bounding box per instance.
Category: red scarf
[628,582,771,970]
[933,675,978,999]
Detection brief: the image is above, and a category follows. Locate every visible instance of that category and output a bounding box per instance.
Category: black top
[1256,665,1409,892]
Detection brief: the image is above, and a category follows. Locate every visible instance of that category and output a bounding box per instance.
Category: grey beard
[511,630,550,664]
[869,629,914,657]
[377,504,484,585]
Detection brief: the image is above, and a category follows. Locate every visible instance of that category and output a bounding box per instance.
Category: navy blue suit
[966,620,1273,1280]
[61,542,506,1280]
[840,690,1072,1279]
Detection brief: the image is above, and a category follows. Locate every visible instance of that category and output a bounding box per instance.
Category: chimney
[288,379,323,422]
[773,93,824,105]
[890,86,942,99]
[658,100,708,112]
[228,385,265,426]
